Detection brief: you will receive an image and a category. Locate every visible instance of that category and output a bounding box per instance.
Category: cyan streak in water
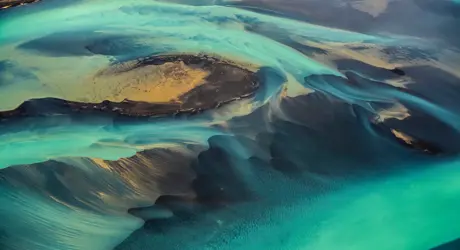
[304,73,460,131]
[0,1,460,250]
[0,115,225,168]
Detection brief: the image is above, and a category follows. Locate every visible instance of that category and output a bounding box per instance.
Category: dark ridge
[382,109,460,155]
[374,122,444,155]
[117,136,271,247]
[128,204,175,221]
[0,92,249,120]
[390,67,405,76]
[431,237,460,250]
[137,54,217,66]
[0,0,39,9]
[0,98,181,119]
[0,147,197,213]
[303,72,459,155]
[133,54,247,72]
[395,136,443,155]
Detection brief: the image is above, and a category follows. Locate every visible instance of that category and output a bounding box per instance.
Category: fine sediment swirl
[1,1,460,250]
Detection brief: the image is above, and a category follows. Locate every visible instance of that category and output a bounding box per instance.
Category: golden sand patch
[391,129,413,145]
[376,103,410,122]
[282,73,314,98]
[70,61,209,103]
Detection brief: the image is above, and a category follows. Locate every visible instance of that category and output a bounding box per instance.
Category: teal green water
[0,0,453,168]
[115,151,460,250]
[229,160,460,250]
[0,1,460,250]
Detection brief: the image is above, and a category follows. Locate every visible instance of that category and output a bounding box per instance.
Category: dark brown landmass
[0,0,39,9]
[0,54,259,119]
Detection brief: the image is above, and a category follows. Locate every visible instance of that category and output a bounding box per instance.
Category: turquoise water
[0,1,460,250]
